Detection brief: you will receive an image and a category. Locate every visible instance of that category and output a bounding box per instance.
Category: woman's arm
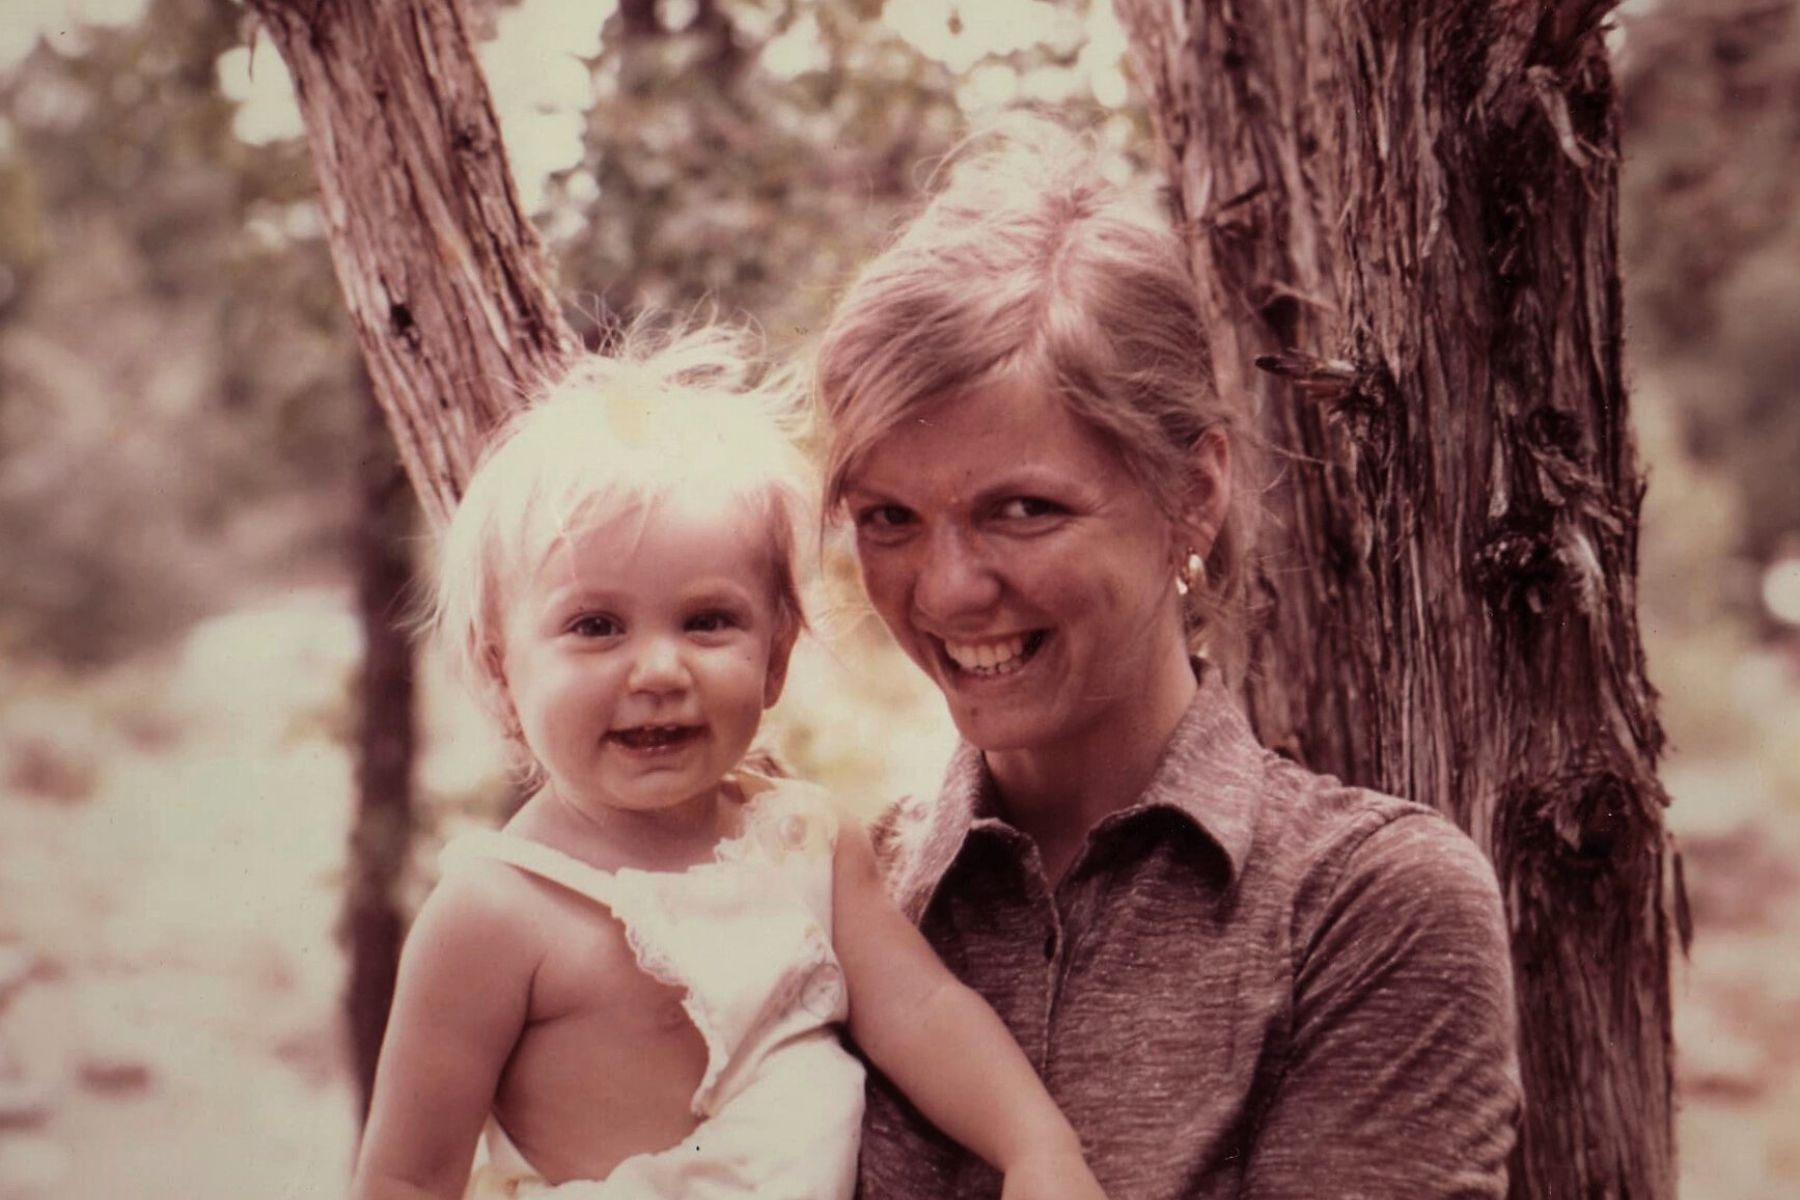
[351,868,537,1200]
[832,819,1107,1200]
[1241,813,1522,1199]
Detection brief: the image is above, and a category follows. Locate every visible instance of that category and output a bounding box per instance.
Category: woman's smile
[936,630,1049,679]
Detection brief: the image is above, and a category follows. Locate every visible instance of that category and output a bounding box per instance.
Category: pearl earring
[1175,549,1206,597]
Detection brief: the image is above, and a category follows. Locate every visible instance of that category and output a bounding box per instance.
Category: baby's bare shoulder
[404,860,553,980]
[375,861,553,1047]
[430,859,646,994]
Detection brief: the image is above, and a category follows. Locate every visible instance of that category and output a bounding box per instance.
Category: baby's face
[497,490,788,822]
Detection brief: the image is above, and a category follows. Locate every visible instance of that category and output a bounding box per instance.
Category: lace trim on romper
[439,830,744,1113]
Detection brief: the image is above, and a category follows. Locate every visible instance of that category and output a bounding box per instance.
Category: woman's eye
[996,496,1063,521]
[569,614,621,638]
[856,504,915,531]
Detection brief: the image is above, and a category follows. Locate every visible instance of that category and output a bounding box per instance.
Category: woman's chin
[947,711,1051,753]
[939,677,1060,752]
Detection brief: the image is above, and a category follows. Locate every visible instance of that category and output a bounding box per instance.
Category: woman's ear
[1182,428,1233,556]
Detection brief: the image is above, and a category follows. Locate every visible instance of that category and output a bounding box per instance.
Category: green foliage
[0,0,364,665]
[1615,0,1800,766]
[542,0,1140,349]
[1619,0,1800,565]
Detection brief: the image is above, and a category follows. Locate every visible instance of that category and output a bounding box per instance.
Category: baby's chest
[525,898,693,1036]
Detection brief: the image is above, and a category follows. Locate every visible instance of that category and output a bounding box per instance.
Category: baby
[350,327,1107,1200]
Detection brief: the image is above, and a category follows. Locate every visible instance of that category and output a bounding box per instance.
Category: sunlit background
[1,0,1796,1196]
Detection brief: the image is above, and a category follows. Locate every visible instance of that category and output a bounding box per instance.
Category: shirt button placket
[1043,871,1098,1082]
[997,831,1063,1075]
[1034,910,1063,1070]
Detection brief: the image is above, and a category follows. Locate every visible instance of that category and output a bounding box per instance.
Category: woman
[814,126,1522,1199]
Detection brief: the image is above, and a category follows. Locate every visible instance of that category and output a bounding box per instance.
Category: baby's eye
[569,614,622,638]
[995,496,1065,521]
[686,610,740,635]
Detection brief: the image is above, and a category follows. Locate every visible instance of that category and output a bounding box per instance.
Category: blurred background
[0,0,1794,1196]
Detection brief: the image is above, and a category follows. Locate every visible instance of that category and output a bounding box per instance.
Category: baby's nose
[628,636,690,692]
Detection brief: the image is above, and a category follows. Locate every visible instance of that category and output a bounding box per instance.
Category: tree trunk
[1111,2,1678,1197]
[247,0,573,525]
[342,388,419,1120]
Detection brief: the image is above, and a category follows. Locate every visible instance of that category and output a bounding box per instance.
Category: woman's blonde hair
[426,322,814,745]
[814,119,1259,672]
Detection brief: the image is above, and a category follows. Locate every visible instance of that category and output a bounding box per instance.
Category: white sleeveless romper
[442,777,865,1199]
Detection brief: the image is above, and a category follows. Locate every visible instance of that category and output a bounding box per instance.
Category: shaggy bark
[246,0,572,524]
[1112,1,1678,1196]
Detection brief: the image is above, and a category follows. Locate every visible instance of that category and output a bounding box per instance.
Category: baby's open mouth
[610,725,702,751]
[941,631,1048,678]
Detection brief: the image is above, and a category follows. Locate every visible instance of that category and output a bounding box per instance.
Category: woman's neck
[984,650,1198,883]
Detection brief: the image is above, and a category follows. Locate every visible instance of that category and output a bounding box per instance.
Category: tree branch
[247,0,572,524]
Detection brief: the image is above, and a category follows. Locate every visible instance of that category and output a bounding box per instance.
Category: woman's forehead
[848,374,1126,491]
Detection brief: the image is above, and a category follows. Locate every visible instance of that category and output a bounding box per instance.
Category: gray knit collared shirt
[859,670,1521,1199]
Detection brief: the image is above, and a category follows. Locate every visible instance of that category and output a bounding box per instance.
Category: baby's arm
[351,867,537,1200]
[832,821,1107,1200]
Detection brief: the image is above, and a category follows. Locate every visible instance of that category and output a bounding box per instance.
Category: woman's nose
[912,526,1001,624]
[627,635,690,694]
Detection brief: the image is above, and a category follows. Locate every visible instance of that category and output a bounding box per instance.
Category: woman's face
[842,372,1204,757]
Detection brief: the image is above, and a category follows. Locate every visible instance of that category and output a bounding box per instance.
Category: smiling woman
[841,371,1223,839]
[814,120,1523,1199]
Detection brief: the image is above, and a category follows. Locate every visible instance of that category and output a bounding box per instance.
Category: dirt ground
[0,598,364,1198]
[0,594,1794,1198]
[1665,752,1800,1198]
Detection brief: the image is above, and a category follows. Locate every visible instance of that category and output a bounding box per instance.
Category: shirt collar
[891,664,1265,916]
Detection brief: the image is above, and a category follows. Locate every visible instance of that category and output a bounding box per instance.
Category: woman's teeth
[944,634,1037,676]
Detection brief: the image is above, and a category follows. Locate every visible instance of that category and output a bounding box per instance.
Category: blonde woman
[815,127,1522,1199]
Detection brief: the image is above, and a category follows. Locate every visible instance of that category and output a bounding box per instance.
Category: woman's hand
[999,1147,1110,1200]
